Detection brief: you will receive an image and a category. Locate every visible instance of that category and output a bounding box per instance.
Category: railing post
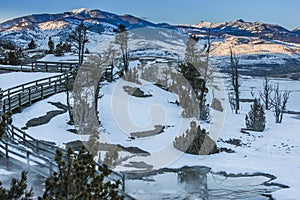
[18,93,22,108]
[23,132,26,146]
[122,173,126,192]
[26,151,30,165]
[41,85,44,99]
[36,140,39,154]
[8,96,11,111]
[54,81,57,93]
[28,88,31,105]
[2,99,5,113]
[5,143,8,159]
[31,62,34,72]
[11,126,14,140]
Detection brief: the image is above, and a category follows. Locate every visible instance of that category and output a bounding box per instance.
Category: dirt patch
[26,110,66,127]
[123,161,153,170]
[130,125,165,138]
[25,101,67,128]
[123,86,152,98]
[223,138,243,147]
[65,140,150,156]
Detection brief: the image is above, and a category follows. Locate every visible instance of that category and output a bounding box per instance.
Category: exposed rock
[130,125,165,138]
[123,86,152,98]
[26,110,65,127]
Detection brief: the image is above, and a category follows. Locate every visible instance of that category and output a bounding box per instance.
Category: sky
[0,0,300,30]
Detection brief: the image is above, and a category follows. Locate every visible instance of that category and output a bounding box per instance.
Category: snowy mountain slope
[1,9,300,55]
[182,19,300,43]
[1,8,300,71]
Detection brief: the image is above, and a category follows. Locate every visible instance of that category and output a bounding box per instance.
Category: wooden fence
[5,124,127,193]
[0,64,134,198]
[31,61,79,73]
[0,61,79,73]
[2,73,72,113]
[0,140,56,178]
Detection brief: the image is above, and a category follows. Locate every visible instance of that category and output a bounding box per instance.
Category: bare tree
[259,76,273,110]
[228,46,240,114]
[114,24,129,72]
[69,23,89,65]
[271,84,290,123]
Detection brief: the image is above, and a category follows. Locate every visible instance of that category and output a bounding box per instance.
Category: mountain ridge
[1,8,300,51]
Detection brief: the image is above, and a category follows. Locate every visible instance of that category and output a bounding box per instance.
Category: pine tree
[173,121,217,155]
[0,112,12,139]
[28,39,36,49]
[0,171,33,200]
[8,51,18,65]
[53,43,63,56]
[245,99,266,132]
[41,146,124,199]
[48,37,54,54]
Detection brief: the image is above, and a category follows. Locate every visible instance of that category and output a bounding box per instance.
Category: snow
[0,72,61,90]
[12,93,88,147]
[38,21,69,31]
[38,53,79,63]
[97,75,300,199]
[2,60,300,199]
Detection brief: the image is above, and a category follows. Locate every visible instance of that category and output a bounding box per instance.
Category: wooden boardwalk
[2,73,72,113]
[0,70,134,199]
[0,61,79,73]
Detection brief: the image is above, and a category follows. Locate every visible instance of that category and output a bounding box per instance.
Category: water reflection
[126,166,282,200]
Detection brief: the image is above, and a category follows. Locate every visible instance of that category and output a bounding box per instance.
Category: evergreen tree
[173,121,217,155]
[0,112,12,139]
[0,171,33,200]
[53,43,63,57]
[41,146,124,200]
[84,48,90,54]
[28,39,36,49]
[48,37,54,54]
[8,51,18,65]
[245,99,266,132]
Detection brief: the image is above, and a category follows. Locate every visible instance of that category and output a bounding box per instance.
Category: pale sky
[0,0,299,30]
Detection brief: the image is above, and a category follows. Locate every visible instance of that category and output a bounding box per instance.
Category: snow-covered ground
[1,65,300,199]
[12,93,88,147]
[38,53,79,63]
[0,72,61,90]
[96,75,300,199]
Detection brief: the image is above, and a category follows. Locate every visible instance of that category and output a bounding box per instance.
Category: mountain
[293,27,300,35]
[0,8,158,48]
[178,19,300,43]
[1,8,300,60]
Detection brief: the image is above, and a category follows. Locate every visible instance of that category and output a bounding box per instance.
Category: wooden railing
[0,65,134,198]
[5,124,128,194]
[0,140,56,177]
[31,61,79,73]
[0,61,79,73]
[2,73,72,113]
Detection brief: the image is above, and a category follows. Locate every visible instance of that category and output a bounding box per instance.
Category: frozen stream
[125,166,283,200]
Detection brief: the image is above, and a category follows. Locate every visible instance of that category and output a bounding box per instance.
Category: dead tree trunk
[228,47,240,114]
